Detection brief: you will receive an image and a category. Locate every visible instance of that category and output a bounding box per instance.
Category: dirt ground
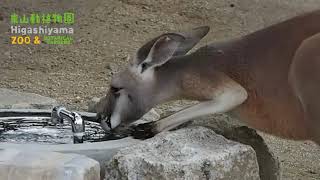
[0,0,319,179]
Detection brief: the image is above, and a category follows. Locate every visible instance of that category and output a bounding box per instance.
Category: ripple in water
[0,117,127,144]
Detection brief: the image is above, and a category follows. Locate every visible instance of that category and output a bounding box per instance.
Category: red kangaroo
[97,10,320,144]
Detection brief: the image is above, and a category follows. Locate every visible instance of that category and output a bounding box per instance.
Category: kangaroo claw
[130,122,158,140]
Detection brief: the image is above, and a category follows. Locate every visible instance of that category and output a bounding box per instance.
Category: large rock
[143,109,280,180]
[0,149,100,180]
[0,88,58,109]
[105,127,259,180]
[190,114,281,180]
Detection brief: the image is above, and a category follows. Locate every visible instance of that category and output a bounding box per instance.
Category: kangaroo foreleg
[132,77,248,139]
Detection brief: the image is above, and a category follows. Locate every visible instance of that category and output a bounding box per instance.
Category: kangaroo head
[96,26,210,131]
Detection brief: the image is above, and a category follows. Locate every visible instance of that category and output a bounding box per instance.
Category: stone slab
[105,126,260,180]
[0,149,100,180]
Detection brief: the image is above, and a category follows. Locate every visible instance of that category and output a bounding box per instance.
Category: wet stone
[0,149,100,180]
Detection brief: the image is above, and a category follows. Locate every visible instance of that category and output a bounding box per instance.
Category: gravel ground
[0,0,319,179]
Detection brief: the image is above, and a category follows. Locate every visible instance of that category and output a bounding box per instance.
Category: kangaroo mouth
[97,113,113,131]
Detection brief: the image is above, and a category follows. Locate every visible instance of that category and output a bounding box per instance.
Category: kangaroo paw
[130,122,158,140]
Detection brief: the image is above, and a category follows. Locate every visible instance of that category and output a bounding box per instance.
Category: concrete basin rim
[0,108,140,151]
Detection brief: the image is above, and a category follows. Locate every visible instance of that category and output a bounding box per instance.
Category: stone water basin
[0,109,143,179]
[0,116,110,144]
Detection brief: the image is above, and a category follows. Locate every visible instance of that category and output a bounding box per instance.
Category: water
[0,117,127,144]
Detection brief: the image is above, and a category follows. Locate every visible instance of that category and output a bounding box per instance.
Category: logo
[10,12,75,45]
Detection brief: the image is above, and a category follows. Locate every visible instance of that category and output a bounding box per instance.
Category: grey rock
[0,149,100,180]
[190,114,281,180]
[0,88,58,110]
[105,127,260,180]
[0,136,141,179]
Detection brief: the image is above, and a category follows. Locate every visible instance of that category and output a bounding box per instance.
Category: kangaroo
[96,10,320,144]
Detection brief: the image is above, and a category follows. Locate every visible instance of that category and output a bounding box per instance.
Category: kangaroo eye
[111,86,122,94]
[141,62,149,73]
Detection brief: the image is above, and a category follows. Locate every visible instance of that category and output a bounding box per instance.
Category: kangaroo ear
[134,26,210,66]
[173,26,210,56]
[137,34,185,73]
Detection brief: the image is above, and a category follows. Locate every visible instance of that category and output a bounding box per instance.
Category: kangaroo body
[97,10,320,144]
[155,10,320,141]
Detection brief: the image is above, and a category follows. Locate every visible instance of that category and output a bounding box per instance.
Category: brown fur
[155,10,320,142]
[289,33,320,143]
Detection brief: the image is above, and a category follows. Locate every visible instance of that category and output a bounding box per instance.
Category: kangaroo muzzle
[96,89,119,131]
[98,88,131,131]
